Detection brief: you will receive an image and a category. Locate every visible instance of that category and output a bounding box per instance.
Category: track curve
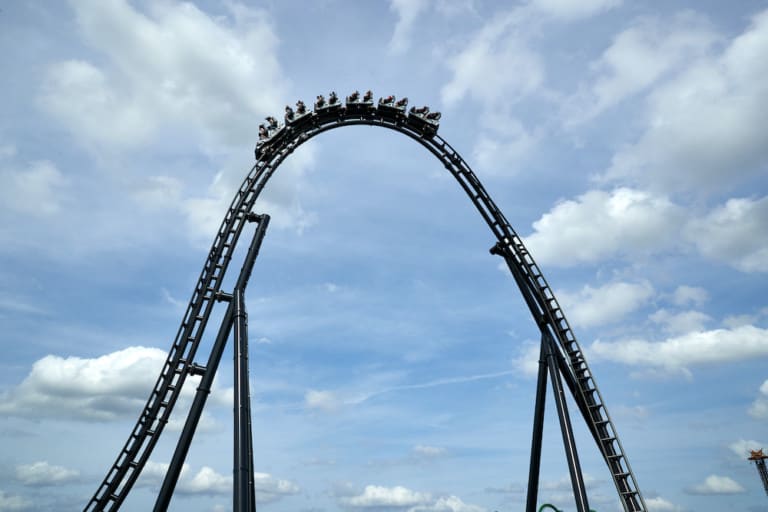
[86,96,646,512]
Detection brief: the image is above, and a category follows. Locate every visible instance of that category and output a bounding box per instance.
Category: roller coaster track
[85,95,646,511]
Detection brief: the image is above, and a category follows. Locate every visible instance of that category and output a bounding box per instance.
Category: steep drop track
[85,94,646,511]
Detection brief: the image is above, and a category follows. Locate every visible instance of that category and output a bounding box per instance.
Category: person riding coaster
[315,95,325,108]
[296,100,306,115]
[265,116,278,130]
[410,105,429,115]
[284,105,294,122]
[395,97,408,108]
[347,90,360,102]
[426,111,441,120]
[258,124,268,140]
[379,95,395,105]
[329,91,338,104]
[363,90,373,102]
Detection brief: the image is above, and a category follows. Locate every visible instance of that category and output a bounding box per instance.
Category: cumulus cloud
[645,496,682,512]
[0,160,68,216]
[513,341,541,378]
[413,445,447,458]
[472,115,538,174]
[728,439,766,459]
[649,309,711,335]
[164,465,299,503]
[40,0,285,150]
[340,485,432,509]
[0,490,30,511]
[0,346,230,421]
[749,379,768,419]
[671,285,709,307]
[588,325,768,376]
[603,9,768,192]
[558,280,654,328]
[567,12,717,122]
[441,11,543,107]
[529,0,621,20]
[15,461,79,486]
[686,474,745,495]
[338,485,483,511]
[305,389,343,413]
[389,0,430,54]
[523,188,684,266]
[685,196,768,273]
[0,346,165,420]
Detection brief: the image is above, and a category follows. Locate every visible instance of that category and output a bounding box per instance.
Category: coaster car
[377,95,407,118]
[315,91,342,115]
[407,105,440,136]
[286,100,313,130]
[346,89,375,114]
[254,118,289,159]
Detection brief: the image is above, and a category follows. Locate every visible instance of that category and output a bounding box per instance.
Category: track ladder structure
[85,91,646,511]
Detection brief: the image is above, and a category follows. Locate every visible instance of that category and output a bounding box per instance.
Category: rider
[296,100,306,114]
[363,90,373,102]
[329,91,338,104]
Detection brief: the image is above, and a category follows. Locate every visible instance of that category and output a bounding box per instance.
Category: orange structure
[749,449,768,496]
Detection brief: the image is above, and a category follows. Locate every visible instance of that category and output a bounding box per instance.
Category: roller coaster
[84,91,647,512]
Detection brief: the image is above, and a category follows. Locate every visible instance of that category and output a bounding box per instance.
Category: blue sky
[1,1,767,511]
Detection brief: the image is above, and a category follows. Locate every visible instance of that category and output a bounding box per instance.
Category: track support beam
[153,215,269,512]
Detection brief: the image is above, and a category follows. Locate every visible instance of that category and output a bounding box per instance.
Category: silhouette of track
[85,94,646,511]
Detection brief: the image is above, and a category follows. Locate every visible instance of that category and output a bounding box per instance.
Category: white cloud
[0,346,229,421]
[513,341,541,378]
[340,485,432,509]
[15,461,79,486]
[671,285,708,307]
[558,280,654,328]
[0,144,17,159]
[132,175,184,210]
[174,466,298,503]
[649,309,711,335]
[0,491,30,512]
[685,196,768,273]
[410,496,485,512]
[305,389,342,413]
[687,475,745,495]
[389,0,430,54]
[413,445,447,458]
[441,11,543,107]
[40,0,286,150]
[728,439,766,459]
[529,0,621,20]
[472,116,538,175]
[567,12,717,122]
[589,325,768,375]
[181,143,318,243]
[749,379,768,419]
[0,160,68,216]
[603,9,768,192]
[645,496,682,512]
[523,188,683,266]
[0,346,165,420]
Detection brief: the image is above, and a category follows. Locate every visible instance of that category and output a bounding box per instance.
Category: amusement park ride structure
[749,449,768,496]
[84,91,647,512]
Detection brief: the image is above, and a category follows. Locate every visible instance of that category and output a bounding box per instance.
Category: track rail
[86,96,645,511]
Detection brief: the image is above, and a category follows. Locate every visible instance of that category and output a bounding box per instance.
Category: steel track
[85,98,646,511]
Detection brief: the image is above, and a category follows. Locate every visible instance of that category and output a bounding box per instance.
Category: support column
[543,334,590,512]
[233,288,255,512]
[525,339,549,512]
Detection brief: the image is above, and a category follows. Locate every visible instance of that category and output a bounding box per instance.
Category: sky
[0,0,767,511]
